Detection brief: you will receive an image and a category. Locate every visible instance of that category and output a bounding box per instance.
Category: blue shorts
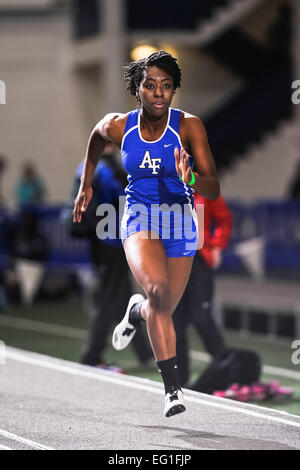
[120,201,198,257]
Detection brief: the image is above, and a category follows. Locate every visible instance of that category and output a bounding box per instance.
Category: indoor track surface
[1,347,300,451]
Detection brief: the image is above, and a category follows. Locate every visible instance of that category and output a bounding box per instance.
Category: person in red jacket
[173,193,232,387]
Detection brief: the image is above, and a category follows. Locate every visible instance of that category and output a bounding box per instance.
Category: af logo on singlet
[139,151,162,175]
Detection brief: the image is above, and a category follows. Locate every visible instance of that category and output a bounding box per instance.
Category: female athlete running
[73,50,219,417]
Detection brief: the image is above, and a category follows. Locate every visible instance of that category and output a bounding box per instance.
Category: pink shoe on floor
[235,385,251,402]
[213,383,242,400]
[264,381,293,400]
[213,383,253,402]
[213,388,237,399]
[250,383,266,401]
[213,390,226,398]
[212,381,293,403]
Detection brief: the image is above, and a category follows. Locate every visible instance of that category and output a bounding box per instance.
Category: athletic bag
[190,348,261,394]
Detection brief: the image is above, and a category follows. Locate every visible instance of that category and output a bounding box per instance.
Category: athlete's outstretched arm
[175,116,220,200]
[72,114,116,223]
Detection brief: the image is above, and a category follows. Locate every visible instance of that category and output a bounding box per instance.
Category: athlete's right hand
[72,186,93,223]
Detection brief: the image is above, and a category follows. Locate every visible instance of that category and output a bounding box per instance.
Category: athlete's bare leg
[124,231,193,361]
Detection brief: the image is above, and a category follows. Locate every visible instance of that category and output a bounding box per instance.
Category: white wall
[0,13,87,206]
[220,119,300,202]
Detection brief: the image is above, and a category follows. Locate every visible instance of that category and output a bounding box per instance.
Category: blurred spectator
[0,272,6,312]
[68,143,152,370]
[173,195,292,402]
[0,155,7,206]
[268,4,292,63]
[12,210,48,262]
[15,162,46,206]
[0,207,12,312]
[2,210,47,306]
[287,159,300,199]
[174,193,232,388]
[0,156,11,310]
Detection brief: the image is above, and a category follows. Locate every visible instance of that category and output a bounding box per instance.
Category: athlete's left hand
[174,147,193,185]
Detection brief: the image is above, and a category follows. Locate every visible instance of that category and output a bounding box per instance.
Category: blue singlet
[120,107,198,257]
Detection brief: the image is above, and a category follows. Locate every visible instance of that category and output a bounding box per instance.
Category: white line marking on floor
[2,316,300,382]
[0,429,53,450]
[262,365,300,381]
[0,444,13,450]
[0,315,86,340]
[6,348,300,431]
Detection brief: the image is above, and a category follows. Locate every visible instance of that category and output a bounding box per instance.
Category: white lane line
[190,351,300,381]
[6,349,300,431]
[262,365,300,381]
[2,315,300,382]
[0,444,13,450]
[0,429,53,450]
[0,316,86,340]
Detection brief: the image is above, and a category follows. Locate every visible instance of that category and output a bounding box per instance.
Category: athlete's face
[138,66,174,116]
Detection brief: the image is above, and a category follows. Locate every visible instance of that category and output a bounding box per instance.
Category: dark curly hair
[124,50,182,102]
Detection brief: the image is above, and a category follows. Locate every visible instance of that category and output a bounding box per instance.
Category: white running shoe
[112,293,145,351]
[164,387,186,417]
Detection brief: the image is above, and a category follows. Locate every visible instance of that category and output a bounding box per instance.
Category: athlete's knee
[146,281,171,313]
